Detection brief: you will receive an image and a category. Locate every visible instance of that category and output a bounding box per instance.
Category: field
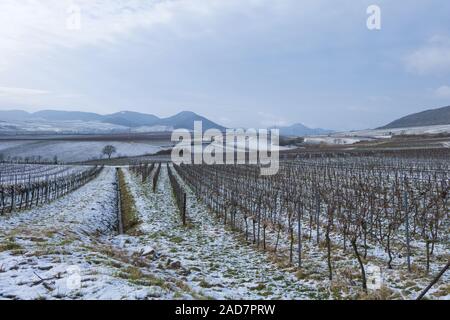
[0,133,172,163]
[0,148,448,300]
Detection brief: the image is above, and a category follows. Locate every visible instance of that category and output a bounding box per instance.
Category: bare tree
[102,145,117,159]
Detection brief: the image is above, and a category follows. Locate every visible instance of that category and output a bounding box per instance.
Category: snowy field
[0,168,198,299]
[343,124,450,137]
[304,137,364,145]
[123,166,320,299]
[0,119,128,134]
[0,165,448,300]
[0,167,320,300]
[304,124,450,145]
[0,120,173,135]
[0,140,166,162]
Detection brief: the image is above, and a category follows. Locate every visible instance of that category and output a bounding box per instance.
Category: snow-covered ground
[343,124,450,137]
[0,120,129,134]
[123,165,321,299]
[0,168,195,299]
[169,166,450,300]
[0,168,121,299]
[304,137,364,145]
[0,140,165,162]
[0,166,323,300]
[0,166,447,300]
[0,167,315,300]
[0,120,172,135]
[304,124,450,145]
[0,119,173,134]
[0,141,34,152]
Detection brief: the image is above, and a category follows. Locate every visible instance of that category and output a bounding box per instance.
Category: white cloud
[0,86,53,108]
[434,85,450,98]
[405,35,450,74]
[0,0,272,71]
[0,86,49,97]
[0,0,447,130]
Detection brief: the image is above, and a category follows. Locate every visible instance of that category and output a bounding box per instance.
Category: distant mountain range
[0,109,336,136]
[380,105,450,129]
[4,105,447,136]
[0,109,226,133]
[271,123,333,136]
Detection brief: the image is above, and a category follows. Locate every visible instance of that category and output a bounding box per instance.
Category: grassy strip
[117,168,140,234]
[0,237,23,252]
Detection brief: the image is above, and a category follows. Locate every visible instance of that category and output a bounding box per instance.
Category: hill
[272,123,333,137]
[0,109,225,133]
[380,105,450,129]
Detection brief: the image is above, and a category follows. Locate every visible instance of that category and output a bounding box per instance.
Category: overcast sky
[0,0,449,130]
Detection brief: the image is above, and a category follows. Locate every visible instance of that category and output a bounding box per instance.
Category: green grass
[0,237,23,252]
[250,283,266,291]
[170,236,184,244]
[199,279,214,288]
[118,169,140,234]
